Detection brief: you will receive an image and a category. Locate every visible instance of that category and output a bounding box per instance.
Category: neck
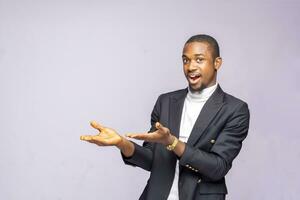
[189,81,217,93]
[187,82,218,101]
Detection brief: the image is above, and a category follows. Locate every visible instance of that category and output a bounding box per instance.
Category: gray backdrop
[1,0,299,199]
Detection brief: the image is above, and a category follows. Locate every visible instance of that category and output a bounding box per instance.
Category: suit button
[210,139,216,144]
[195,169,198,172]
[197,179,201,183]
[186,164,190,167]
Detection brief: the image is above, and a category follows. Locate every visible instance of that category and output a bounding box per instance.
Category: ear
[214,57,222,70]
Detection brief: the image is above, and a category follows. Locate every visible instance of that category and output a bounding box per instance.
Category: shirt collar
[187,82,218,102]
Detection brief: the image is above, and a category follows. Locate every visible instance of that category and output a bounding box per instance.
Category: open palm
[80,121,122,146]
[126,122,172,145]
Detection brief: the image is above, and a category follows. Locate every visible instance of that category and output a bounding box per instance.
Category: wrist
[117,136,135,158]
[165,134,175,146]
[116,136,126,149]
[166,136,179,151]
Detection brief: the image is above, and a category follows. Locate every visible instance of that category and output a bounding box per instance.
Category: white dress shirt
[167,83,218,200]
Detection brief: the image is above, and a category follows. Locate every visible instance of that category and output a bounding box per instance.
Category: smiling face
[182,41,222,92]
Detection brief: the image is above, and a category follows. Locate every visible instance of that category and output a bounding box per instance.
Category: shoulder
[222,90,249,114]
[157,88,187,101]
[224,92,247,105]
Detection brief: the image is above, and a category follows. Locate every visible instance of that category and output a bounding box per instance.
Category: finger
[155,122,167,132]
[127,134,148,140]
[80,135,93,141]
[90,135,106,145]
[126,133,147,137]
[126,133,153,140]
[90,120,104,132]
[155,122,162,129]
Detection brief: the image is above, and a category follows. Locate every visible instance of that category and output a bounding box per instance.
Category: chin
[189,83,204,92]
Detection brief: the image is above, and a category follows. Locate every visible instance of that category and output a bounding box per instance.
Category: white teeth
[189,74,200,78]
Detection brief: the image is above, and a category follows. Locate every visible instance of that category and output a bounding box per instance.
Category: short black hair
[185,34,220,59]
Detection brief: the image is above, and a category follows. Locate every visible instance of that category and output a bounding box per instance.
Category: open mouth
[188,73,201,81]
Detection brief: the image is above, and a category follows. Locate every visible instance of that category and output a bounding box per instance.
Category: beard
[188,82,206,93]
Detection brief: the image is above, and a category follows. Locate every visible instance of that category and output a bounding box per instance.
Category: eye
[182,58,189,64]
[196,58,204,63]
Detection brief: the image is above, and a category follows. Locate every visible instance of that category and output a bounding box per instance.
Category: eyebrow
[182,53,205,57]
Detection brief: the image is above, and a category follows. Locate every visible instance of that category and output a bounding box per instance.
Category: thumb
[155,122,167,132]
[90,120,104,132]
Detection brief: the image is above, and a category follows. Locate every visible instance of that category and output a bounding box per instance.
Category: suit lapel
[187,84,225,146]
[169,88,188,138]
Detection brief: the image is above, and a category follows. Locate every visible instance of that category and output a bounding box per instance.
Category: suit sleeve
[121,95,161,171]
[179,102,250,181]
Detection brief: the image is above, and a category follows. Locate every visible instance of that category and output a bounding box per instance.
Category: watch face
[166,144,173,151]
[166,138,178,151]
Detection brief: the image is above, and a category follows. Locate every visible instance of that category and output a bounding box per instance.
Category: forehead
[182,42,213,57]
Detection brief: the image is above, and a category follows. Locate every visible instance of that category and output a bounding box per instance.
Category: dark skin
[80,41,222,158]
[183,42,222,92]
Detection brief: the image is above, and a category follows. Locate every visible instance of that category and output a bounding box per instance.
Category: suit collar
[168,88,187,138]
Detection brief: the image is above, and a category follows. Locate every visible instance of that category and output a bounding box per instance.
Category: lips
[188,73,201,81]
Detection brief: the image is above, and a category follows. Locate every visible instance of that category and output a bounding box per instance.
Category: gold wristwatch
[166,137,179,151]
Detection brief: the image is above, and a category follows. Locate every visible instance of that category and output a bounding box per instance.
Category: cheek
[183,65,188,74]
[202,64,215,74]
[200,67,215,81]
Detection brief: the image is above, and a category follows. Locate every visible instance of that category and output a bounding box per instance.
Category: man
[80,34,250,200]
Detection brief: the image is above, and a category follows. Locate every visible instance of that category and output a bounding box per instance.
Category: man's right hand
[80,121,135,157]
[80,121,123,146]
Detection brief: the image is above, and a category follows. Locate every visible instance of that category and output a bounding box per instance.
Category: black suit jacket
[122,84,250,200]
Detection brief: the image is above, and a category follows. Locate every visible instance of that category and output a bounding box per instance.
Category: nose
[187,60,198,72]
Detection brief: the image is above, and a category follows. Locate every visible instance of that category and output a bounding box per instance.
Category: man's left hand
[126,122,175,146]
